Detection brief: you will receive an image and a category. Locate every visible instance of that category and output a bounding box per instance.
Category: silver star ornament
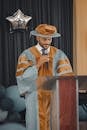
[6,9,32,30]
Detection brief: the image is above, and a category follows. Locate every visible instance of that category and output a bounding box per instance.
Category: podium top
[44,75,87,80]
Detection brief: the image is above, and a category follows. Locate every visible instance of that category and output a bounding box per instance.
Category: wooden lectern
[45,76,79,130]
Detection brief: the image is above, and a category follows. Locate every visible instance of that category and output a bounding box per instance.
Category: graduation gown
[16,46,73,130]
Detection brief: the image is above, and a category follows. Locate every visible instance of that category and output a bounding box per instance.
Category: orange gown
[16,46,73,130]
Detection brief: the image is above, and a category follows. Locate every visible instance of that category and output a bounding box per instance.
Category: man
[16,24,73,130]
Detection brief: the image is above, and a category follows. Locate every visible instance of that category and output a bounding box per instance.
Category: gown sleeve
[16,50,38,96]
[54,49,74,76]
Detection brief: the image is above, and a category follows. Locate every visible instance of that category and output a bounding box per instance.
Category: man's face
[36,36,52,49]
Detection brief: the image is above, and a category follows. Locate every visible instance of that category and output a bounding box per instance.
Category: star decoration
[6,9,32,30]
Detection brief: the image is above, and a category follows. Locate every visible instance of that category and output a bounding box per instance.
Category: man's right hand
[36,55,49,69]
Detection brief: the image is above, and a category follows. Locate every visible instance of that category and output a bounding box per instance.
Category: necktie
[42,48,47,55]
[41,48,48,69]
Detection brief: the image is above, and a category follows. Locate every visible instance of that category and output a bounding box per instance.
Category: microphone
[42,48,48,69]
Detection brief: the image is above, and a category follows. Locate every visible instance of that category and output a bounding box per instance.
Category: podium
[37,76,79,130]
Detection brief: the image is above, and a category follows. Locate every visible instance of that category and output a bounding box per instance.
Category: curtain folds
[0,0,73,86]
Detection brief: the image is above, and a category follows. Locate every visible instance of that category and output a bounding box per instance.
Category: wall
[73,0,87,75]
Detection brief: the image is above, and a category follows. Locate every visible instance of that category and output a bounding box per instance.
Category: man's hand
[36,55,49,69]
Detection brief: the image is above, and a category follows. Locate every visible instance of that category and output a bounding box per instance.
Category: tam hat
[30,24,61,38]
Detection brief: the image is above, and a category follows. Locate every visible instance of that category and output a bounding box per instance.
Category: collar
[35,43,50,54]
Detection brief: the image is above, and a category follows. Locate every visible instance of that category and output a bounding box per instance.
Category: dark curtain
[0,0,73,86]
